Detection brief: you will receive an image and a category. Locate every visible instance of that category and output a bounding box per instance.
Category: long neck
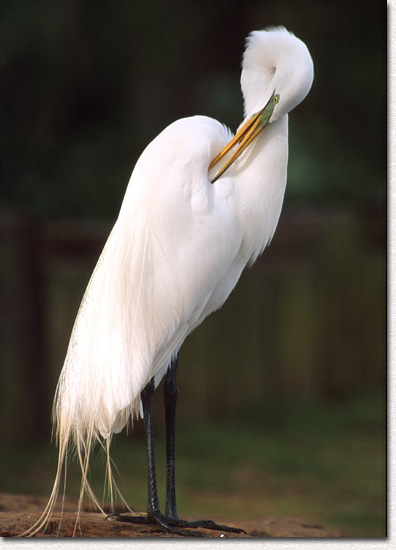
[235,114,289,264]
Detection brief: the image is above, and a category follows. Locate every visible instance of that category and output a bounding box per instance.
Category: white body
[57,113,289,441]
[25,26,313,536]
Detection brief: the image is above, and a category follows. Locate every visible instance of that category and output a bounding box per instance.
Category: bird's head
[210,27,313,182]
[241,27,314,120]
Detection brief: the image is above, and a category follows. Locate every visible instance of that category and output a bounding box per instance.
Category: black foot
[168,516,246,535]
[107,512,246,537]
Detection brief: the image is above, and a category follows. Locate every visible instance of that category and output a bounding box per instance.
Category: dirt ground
[0,493,343,538]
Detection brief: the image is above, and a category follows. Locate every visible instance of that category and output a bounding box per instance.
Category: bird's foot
[107,511,246,537]
[167,516,247,536]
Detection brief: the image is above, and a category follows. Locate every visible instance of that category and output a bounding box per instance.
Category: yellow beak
[209,92,279,183]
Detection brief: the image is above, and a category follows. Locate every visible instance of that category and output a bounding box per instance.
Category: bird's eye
[274,94,280,104]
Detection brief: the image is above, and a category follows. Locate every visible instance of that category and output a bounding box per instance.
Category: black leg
[111,371,208,536]
[164,354,179,519]
[160,354,247,536]
[141,377,160,517]
[110,359,246,536]
[141,377,199,535]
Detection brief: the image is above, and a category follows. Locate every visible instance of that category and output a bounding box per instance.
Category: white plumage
[24,26,313,536]
[58,117,239,440]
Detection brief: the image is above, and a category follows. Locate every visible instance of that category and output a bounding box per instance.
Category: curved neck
[235,115,289,263]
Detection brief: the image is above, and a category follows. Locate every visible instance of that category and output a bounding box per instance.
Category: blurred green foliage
[1,0,386,219]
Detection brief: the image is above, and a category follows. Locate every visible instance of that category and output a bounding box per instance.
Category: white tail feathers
[20,420,133,537]
[19,195,192,536]
[20,214,152,536]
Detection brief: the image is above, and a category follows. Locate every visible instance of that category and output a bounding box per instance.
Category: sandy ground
[0,493,342,538]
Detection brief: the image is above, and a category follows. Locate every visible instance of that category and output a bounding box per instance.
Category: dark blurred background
[0,0,386,537]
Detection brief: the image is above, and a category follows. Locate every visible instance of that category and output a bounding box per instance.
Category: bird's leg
[110,378,162,524]
[111,374,207,536]
[111,361,245,536]
[161,354,246,536]
[115,377,163,519]
[141,376,200,535]
[142,377,161,518]
[164,354,179,518]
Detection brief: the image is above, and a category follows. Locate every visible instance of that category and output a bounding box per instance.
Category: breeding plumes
[23,26,313,537]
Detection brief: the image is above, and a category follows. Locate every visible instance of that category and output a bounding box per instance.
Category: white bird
[24,26,313,537]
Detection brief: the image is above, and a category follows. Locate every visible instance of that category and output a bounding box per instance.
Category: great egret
[24,26,313,537]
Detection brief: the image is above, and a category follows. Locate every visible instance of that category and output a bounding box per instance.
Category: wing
[54,116,243,441]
